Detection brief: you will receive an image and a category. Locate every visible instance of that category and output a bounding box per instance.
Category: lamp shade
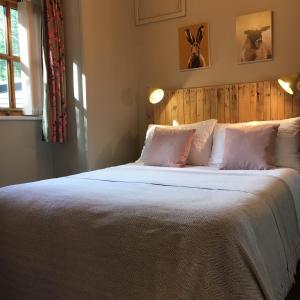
[278,73,300,95]
[149,88,164,104]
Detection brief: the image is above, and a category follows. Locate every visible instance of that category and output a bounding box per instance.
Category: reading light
[278,73,300,95]
[172,120,179,126]
[149,88,164,104]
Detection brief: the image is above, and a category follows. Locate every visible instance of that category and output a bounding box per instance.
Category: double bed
[1,163,300,299]
[1,80,300,299]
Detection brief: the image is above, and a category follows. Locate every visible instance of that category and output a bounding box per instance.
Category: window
[0,0,23,115]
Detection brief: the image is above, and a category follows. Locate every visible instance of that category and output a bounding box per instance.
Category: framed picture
[178,23,210,71]
[135,0,186,26]
[236,10,273,64]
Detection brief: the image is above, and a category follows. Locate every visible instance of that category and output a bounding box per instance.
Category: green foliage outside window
[0,6,21,82]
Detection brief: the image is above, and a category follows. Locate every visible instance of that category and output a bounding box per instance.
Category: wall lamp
[278,73,300,95]
[149,88,165,104]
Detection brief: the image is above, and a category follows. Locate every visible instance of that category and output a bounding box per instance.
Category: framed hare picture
[236,10,273,64]
[178,23,210,71]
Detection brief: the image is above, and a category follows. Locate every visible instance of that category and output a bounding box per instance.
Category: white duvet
[0,164,300,300]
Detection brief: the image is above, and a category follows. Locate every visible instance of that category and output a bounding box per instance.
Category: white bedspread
[0,164,300,300]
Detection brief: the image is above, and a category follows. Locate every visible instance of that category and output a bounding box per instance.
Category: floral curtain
[42,0,67,143]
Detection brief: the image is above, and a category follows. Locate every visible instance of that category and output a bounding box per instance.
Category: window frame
[0,0,22,116]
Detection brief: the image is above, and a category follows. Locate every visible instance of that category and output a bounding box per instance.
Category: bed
[0,163,300,300]
[1,79,300,299]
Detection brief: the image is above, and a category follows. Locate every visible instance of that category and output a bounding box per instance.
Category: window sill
[0,116,42,121]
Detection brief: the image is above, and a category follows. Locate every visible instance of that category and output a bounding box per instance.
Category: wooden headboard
[147,80,300,125]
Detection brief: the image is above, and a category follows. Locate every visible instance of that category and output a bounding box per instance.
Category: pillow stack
[139,116,300,171]
[209,117,300,171]
[139,119,217,167]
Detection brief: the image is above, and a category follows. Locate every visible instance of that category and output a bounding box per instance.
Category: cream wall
[54,0,300,176]
[80,0,139,170]
[0,120,53,187]
[54,0,139,176]
[52,0,88,177]
[0,0,140,186]
[136,0,300,145]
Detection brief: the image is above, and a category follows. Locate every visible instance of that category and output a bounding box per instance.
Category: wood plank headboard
[147,80,300,125]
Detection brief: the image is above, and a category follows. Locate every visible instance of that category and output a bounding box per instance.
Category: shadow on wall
[0,120,53,187]
[95,131,139,169]
[92,84,140,169]
[53,60,88,177]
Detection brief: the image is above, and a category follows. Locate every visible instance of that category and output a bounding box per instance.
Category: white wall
[136,0,300,145]
[0,119,53,187]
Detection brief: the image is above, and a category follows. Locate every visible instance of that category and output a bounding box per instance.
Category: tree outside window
[0,0,24,114]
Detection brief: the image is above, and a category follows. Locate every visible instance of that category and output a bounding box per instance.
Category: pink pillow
[144,127,195,167]
[220,124,279,170]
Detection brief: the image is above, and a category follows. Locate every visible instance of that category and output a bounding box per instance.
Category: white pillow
[139,119,217,166]
[209,117,300,171]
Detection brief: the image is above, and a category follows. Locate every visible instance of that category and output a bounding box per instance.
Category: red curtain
[42,0,67,143]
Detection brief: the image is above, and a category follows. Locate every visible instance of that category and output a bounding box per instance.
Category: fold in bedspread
[0,164,299,300]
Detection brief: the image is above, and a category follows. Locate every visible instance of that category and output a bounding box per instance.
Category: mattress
[0,164,300,300]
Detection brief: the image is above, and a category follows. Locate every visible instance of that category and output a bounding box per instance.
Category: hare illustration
[185,26,206,69]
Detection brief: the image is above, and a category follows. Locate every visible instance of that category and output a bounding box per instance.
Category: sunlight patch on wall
[73,63,79,101]
[82,73,87,110]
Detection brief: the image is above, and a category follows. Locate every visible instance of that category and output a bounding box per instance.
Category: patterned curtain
[42,0,67,143]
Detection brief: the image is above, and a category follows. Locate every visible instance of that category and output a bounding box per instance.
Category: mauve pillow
[144,127,195,167]
[220,124,279,170]
[139,119,217,166]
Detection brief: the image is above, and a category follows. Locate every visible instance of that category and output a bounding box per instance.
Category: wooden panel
[190,88,197,123]
[209,88,218,120]
[230,85,239,123]
[203,88,211,120]
[152,80,300,125]
[270,81,278,120]
[293,92,300,117]
[284,93,293,119]
[238,83,256,122]
[170,90,178,123]
[183,89,191,124]
[176,89,184,125]
[277,85,285,120]
[224,85,231,123]
[216,87,225,123]
[164,91,172,125]
[256,82,264,121]
[263,81,271,120]
[196,88,204,122]
[158,96,166,124]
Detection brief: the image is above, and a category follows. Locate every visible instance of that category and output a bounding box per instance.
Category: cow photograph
[178,23,210,70]
[236,11,273,63]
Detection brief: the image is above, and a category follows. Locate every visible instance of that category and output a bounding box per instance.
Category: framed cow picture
[178,23,210,71]
[236,10,273,64]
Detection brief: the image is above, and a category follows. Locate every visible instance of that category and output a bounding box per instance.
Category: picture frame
[178,22,210,71]
[236,10,273,64]
[135,0,186,26]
